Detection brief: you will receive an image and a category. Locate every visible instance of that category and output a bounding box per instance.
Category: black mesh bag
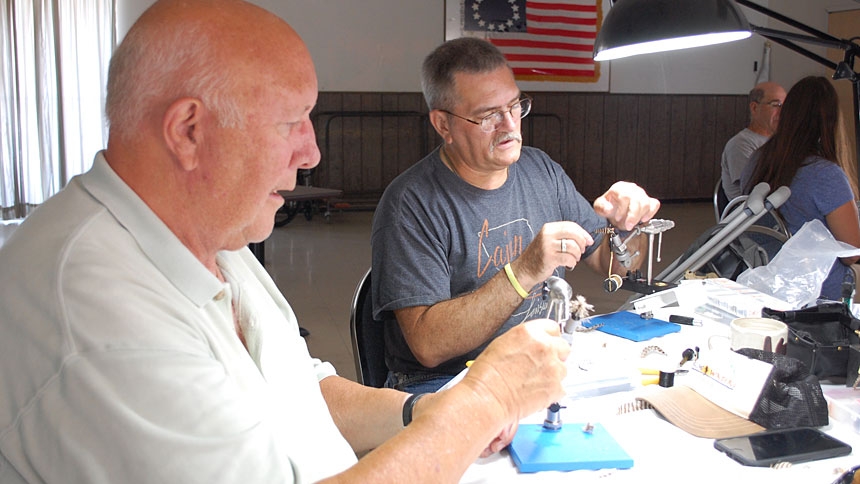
[736,348,829,430]
[762,302,860,380]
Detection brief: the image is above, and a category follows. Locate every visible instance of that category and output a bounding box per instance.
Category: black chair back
[349,269,388,387]
[714,179,731,222]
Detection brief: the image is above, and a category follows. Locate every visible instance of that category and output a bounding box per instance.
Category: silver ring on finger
[560,239,568,253]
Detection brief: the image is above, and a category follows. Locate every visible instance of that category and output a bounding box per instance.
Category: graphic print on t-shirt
[476,217,547,322]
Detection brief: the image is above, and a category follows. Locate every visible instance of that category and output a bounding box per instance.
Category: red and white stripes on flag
[488,0,602,83]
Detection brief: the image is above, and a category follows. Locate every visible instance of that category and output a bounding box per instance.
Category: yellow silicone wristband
[504,263,530,299]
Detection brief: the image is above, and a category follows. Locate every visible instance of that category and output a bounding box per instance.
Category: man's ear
[749,101,760,117]
[163,97,204,171]
[429,110,453,144]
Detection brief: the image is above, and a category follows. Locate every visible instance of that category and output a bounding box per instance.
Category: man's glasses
[757,100,783,108]
[442,96,532,133]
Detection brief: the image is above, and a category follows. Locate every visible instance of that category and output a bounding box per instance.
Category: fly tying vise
[541,276,572,431]
[596,219,675,294]
[541,277,598,431]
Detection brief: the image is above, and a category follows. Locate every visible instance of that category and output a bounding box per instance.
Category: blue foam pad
[509,423,634,473]
[582,311,680,342]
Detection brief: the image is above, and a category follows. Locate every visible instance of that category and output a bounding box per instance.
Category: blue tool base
[509,423,633,473]
[583,311,680,342]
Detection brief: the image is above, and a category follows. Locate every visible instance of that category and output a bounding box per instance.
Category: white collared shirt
[0,152,356,483]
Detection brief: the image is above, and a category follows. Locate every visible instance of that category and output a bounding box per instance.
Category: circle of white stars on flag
[470,0,522,32]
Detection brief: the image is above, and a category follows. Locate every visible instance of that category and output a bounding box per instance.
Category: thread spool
[658,370,675,388]
[603,274,623,293]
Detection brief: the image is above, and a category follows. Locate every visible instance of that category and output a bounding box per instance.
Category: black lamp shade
[593,0,752,61]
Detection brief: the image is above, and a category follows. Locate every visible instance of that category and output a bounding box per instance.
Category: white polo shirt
[0,152,357,483]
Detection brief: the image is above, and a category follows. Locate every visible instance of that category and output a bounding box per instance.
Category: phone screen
[714,428,852,467]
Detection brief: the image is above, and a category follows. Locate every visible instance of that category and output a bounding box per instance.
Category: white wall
[765,0,825,87]
[116,0,441,92]
[606,36,766,95]
[116,0,858,94]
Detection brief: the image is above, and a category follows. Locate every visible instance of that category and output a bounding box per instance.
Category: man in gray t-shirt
[371,38,661,394]
[720,81,785,202]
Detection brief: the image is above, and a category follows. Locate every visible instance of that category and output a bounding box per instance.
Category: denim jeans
[385,371,452,394]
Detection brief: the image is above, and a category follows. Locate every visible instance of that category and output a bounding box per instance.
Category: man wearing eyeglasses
[371,37,660,394]
[720,81,786,201]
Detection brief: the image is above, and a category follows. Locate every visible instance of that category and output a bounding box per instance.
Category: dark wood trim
[309,92,749,203]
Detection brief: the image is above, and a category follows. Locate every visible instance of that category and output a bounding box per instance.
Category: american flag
[462,0,602,83]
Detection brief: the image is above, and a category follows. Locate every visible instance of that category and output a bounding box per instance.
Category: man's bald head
[748,81,786,137]
[106,0,313,142]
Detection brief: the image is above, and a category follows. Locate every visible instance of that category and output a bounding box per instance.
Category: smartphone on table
[714,427,852,467]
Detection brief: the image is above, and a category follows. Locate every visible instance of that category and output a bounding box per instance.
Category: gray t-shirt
[721,128,769,200]
[371,146,605,377]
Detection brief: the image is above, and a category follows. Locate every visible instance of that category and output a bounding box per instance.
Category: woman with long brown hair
[742,76,860,301]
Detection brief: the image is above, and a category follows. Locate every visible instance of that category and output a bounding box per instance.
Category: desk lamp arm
[734,0,860,177]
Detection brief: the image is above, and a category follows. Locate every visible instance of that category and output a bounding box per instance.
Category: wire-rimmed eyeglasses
[757,100,783,108]
[441,96,532,133]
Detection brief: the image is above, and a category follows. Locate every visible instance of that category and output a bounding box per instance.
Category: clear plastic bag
[737,219,860,309]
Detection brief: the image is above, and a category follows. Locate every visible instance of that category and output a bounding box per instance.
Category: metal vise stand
[542,276,572,431]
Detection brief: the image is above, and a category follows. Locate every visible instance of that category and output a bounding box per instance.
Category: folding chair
[348,268,388,387]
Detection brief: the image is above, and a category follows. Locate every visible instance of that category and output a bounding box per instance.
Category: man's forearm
[396,267,527,368]
[320,376,407,454]
[320,378,509,484]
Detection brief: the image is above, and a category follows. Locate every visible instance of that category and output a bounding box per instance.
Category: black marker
[669,315,702,326]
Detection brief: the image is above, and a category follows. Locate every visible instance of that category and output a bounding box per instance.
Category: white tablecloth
[460,302,860,484]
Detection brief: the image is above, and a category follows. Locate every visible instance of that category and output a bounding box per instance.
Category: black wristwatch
[402,393,426,426]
